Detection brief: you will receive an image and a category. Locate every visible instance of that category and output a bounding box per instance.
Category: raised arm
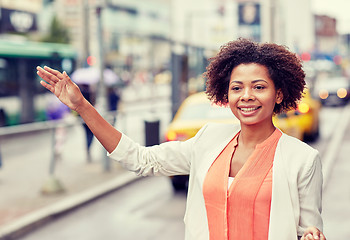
[37,66,121,153]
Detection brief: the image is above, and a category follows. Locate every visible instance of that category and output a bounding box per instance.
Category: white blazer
[109,123,323,240]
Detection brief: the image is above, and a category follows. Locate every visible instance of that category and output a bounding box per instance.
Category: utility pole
[95,1,110,171]
[95,5,107,113]
[82,0,90,68]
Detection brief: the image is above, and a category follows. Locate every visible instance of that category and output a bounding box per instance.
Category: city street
[0,0,349,239]
[1,86,349,239]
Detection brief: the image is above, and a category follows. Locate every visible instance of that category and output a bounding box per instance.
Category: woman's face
[228,63,283,128]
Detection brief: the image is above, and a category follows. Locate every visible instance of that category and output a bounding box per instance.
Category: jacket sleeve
[297,150,323,235]
[107,125,209,176]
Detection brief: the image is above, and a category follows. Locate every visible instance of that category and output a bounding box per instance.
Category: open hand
[301,226,326,240]
[37,66,85,112]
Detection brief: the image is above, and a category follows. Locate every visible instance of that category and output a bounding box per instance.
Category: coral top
[203,128,282,240]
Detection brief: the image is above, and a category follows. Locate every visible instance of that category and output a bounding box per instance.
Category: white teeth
[240,107,258,112]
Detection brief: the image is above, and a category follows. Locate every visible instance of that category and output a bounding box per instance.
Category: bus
[0,39,77,126]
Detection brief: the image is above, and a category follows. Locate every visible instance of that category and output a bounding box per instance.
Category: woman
[37,38,325,240]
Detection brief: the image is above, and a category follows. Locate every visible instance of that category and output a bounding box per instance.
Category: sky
[311,0,350,34]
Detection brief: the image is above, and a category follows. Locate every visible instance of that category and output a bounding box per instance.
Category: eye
[231,86,241,91]
[254,85,265,90]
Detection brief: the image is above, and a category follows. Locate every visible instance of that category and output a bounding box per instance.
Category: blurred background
[0,0,349,126]
[0,0,349,239]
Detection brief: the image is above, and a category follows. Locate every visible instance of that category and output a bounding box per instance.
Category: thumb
[63,71,71,81]
[63,71,76,86]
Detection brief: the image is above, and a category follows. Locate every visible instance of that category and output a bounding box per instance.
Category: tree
[42,15,70,44]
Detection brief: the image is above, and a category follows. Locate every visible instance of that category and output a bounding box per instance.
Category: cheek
[227,91,239,103]
[227,96,239,115]
[227,96,236,110]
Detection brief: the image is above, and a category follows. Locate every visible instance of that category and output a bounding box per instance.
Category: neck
[239,122,276,149]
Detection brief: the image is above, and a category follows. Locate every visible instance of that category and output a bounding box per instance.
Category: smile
[239,106,261,112]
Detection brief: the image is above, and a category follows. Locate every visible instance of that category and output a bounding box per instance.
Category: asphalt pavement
[0,91,349,239]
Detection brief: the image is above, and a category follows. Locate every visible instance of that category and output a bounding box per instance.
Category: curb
[0,172,140,240]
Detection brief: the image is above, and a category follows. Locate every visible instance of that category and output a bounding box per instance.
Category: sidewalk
[0,125,140,239]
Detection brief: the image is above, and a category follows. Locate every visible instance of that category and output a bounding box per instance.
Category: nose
[240,88,255,101]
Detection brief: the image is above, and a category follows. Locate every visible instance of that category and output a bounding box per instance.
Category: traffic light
[86,56,96,66]
[300,52,311,62]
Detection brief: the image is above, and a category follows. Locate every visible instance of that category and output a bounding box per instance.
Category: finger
[312,229,320,239]
[63,71,73,82]
[43,66,65,79]
[306,233,313,240]
[320,233,326,240]
[37,66,60,84]
[40,80,55,93]
[61,71,75,86]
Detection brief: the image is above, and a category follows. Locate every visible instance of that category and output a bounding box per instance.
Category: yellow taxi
[165,92,239,142]
[165,90,320,190]
[273,89,321,141]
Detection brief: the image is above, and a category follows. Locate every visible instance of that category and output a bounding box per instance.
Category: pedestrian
[107,86,120,126]
[79,83,95,162]
[36,38,326,240]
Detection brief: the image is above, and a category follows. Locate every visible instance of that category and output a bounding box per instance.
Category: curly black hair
[204,38,306,114]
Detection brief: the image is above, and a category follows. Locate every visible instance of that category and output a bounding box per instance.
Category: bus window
[0,58,19,97]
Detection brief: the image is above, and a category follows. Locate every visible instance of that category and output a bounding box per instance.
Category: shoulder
[279,133,318,156]
[277,132,320,171]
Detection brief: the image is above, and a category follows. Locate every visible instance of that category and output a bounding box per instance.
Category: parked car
[165,92,239,142]
[313,76,350,106]
[165,90,320,190]
[273,89,321,142]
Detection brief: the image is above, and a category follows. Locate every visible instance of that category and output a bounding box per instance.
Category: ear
[275,89,283,104]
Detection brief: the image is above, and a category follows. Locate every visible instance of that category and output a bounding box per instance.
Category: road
[12,104,347,240]
[18,176,186,240]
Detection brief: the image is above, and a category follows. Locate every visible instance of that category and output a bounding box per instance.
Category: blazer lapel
[196,125,241,188]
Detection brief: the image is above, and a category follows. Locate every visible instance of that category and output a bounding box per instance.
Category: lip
[237,105,261,116]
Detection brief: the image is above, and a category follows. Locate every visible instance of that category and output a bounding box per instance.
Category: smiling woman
[36,38,326,240]
[202,39,324,240]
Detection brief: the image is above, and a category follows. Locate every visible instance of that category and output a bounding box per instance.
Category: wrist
[74,98,92,115]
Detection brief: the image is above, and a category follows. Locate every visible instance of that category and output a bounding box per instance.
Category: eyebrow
[229,79,268,85]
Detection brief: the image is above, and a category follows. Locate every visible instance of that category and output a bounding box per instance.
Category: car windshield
[179,103,234,120]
